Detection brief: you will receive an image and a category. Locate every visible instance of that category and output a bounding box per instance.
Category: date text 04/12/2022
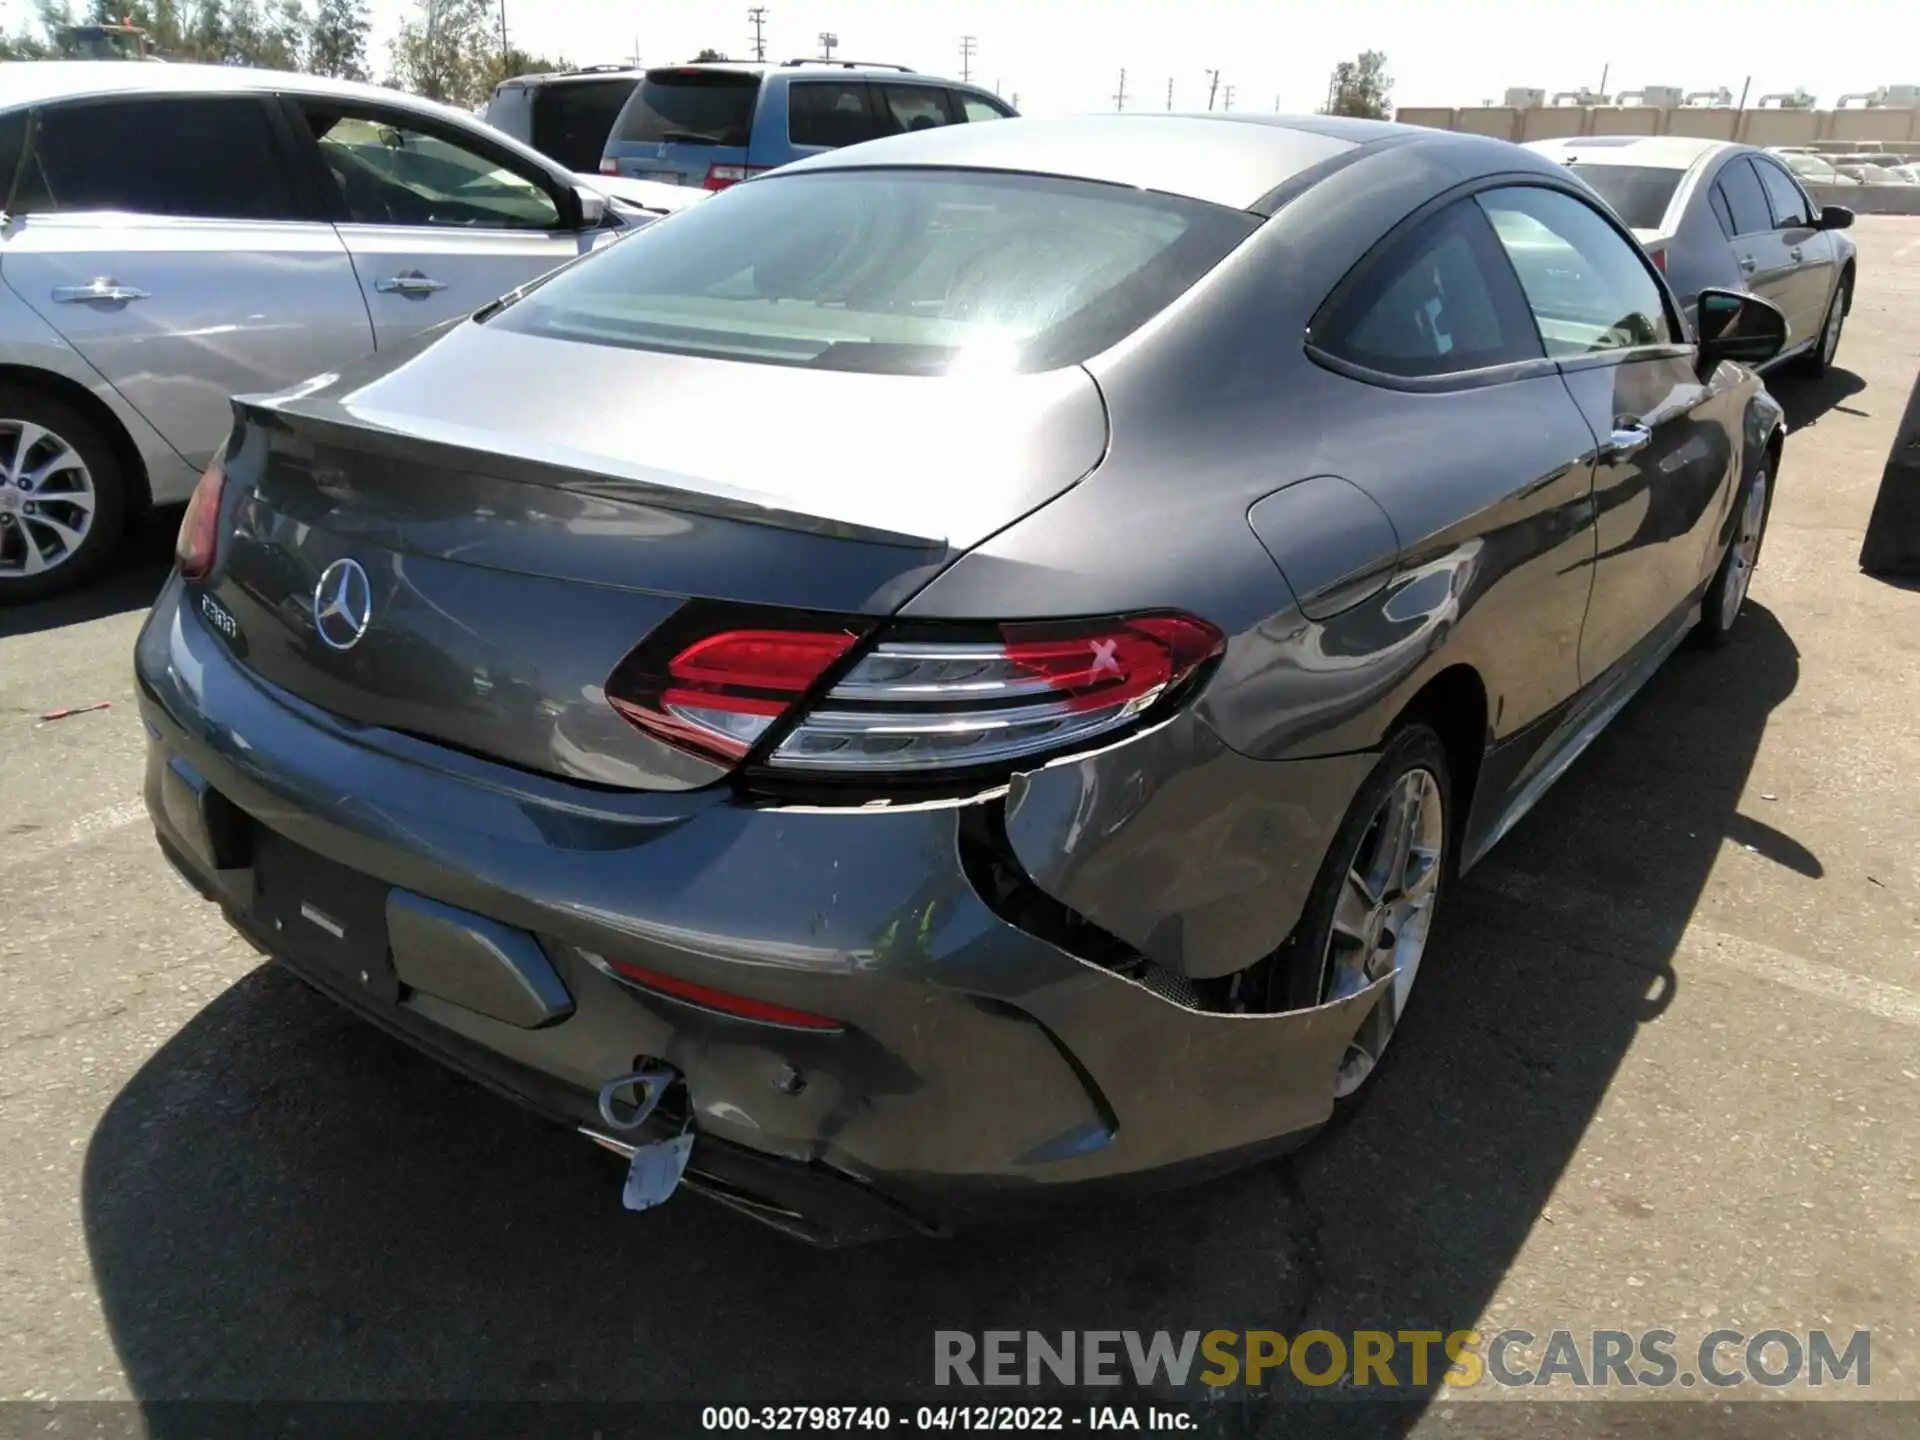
[700,1406,1194,1431]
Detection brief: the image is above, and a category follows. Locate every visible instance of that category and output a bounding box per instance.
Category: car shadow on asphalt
[80,606,1805,1431]
[1769,366,1868,435]
[0,507,179,639]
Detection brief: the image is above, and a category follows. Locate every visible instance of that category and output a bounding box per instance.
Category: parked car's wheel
[1797,274,1850,376]
[1694,454,1773,647]
[0,388,128,604]
[1253,723,1453,1110]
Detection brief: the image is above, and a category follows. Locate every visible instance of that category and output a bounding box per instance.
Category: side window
[1479,186,1674,357]
[877,85,954,135]
[1753,160,1811,229]
[1708,183,1736,239]
[17,98,298,221]
[1313,199,1544,378]
[957,93,1012,123]
[787,82,880,148]
[304,108,561,230]
[1715,158,1773,236]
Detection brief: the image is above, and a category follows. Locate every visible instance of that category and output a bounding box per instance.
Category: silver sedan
[0,61,650,601]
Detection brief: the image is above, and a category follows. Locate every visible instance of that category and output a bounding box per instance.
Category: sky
[368,0,1905,115]
[1,0,1902,115]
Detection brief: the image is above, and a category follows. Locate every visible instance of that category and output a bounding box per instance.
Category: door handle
[1737,254,1757,273]
[51,278,150,304]
[1789,246,1804,262]
[374,272,447,296]
[1602,424,1653,461]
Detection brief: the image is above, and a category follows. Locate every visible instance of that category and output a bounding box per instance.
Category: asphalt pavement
[2,219,1918,1434]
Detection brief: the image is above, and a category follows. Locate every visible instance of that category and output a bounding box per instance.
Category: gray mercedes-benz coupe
[137,114,1789,1243]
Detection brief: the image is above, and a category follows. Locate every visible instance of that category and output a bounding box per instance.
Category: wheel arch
[1390,662,1489,864]
[0,364,154,512]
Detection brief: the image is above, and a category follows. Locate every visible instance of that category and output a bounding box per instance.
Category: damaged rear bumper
[137,575,1380,1241]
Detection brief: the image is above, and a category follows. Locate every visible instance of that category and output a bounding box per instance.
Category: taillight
[1649,247,1667,273]
[598,157,619,175]
[175,458,225,581]
[769,615,1225,774]
[605,607,1225,780]
[606,621,860,763]
[703,163,768,191]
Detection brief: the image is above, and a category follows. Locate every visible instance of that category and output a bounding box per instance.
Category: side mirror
[1818,204,1854,231]
[572,185,608,230]
[1695,288,1789,374]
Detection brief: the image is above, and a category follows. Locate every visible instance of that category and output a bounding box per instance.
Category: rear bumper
[136,573,1382,1240]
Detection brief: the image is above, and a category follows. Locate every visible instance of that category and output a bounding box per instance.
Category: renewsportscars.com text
[934,1328,1871,1391]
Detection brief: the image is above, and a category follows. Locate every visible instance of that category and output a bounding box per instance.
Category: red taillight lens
[606,608,1225,779]
[598,157,619,175]
[1649,247,1667,273]
[607,621,859,763]
[601,957,844,1030]
[703,164,768,191]
[175,458,225,581]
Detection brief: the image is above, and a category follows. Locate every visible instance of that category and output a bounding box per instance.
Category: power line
[747,7,768,63]
[1112,67,1127,112]
[958,35,976,84]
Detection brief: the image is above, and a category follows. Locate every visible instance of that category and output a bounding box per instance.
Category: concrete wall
[1807,182,1920,216]
[1395,103,1920,148]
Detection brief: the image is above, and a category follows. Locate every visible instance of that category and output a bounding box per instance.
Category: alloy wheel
[1320,766,1446,1098]
[1720,471,1769,632]
[0,419,95,579]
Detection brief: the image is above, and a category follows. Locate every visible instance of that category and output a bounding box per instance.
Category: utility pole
[1166,76,1173,111]
[497,0,508,64]
[818,31,837,60]
[1113,67,1127,112]
[747,7,768,63]
[1273,92,1281,113]
[1221,83,1235,111]
[1598,62,1610,98]
[1011,91,1020,110]
[1206,68,1220,111]
[958,35,976,83]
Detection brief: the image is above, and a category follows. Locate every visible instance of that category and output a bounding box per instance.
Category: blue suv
[600,59,1018,192]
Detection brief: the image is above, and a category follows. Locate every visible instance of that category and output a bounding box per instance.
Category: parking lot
[1,216,1916,1428]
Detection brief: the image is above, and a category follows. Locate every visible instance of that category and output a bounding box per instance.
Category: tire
[0,386,129,604]
[1694,453,1773,648]
[1796,273,1849,377]
[1250,723,1453,1115]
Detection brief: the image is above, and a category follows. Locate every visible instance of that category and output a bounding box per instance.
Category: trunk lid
[206,321,1108,791]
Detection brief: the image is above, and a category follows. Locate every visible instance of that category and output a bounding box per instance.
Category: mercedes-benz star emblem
[312,558,373,652]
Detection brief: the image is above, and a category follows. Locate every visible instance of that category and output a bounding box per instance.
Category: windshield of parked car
[486,169,1263,375]
[1559,163,1683,230]
[611,69,760,147]
[1782,153,1842,181]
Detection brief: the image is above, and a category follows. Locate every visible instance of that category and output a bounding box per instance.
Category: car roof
[1526,134,1737,169]
[0,60,480,123]
[778,112,1465,212]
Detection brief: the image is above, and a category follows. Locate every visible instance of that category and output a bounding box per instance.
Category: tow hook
[597,1066,696,1213]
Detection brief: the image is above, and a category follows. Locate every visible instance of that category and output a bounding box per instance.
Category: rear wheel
[1694,456,1772,647]
[0,388,128,604]
[1252,724,1452,1109]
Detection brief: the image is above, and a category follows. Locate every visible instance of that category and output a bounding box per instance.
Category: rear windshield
[486,169,1262,376]
[1561,163,1683,230]
[611,70,759,147]
[531,77,639,171]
